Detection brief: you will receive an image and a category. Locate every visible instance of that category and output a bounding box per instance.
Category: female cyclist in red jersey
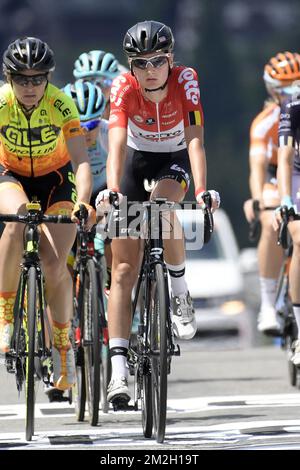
[96,21,220,405]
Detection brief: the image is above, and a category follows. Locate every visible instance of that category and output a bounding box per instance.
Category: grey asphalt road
[0,335,300,451]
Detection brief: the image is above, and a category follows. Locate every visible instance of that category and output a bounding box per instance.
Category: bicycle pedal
[45,387,66,403]
[112,396,131,411]
[5,359,15,374]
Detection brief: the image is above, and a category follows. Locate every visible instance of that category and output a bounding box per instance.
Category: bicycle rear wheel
[25,266,38,441]
[83,258,101,426]
[150,263,169,443]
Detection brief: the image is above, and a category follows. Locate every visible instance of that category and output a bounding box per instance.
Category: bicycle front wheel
[25,266,38,441]
[139,276,153,438]
[83,258,101,426]
[150,263,169,443]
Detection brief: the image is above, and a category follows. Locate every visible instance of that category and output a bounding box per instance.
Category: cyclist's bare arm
[249,151,266,203]
[184,125,206,193]
[277,145,295,199]
[106,127,128,190]
[67,135,93,203]
[243,151,266,222]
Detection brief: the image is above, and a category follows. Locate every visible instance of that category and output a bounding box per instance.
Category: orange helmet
[264,51,300,86]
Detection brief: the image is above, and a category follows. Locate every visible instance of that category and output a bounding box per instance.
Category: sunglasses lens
[81,120,100,131]
[95,77,113,88]
[132,59,147,69]
[12,74,47,86]
[132,55,168,69]
[151,56,168,67]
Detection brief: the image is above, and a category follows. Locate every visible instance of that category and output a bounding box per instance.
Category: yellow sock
[0,292,16,326]
[52,320,71,350]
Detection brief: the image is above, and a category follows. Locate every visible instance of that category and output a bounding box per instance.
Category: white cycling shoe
[172,291,197,340]
[292,340,300,366]
[107,376,131,405]
[257,306,281,336]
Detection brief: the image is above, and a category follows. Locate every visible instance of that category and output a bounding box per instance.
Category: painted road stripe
[1,422,300,449]
[1,393,300,420]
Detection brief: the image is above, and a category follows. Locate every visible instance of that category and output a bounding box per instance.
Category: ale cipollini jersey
[109,66,204,153]
[0,82,83,177]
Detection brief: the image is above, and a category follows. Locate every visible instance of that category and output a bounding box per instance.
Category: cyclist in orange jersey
[0,37,95,392]
[244,52,300,335]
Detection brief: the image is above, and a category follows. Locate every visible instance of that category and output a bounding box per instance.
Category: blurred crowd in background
[1,0,300,247]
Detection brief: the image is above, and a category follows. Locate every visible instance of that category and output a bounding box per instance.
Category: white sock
[166,261,188,296]
[259,277,277,309]
[109,338,129,380]
[292,305,300,340]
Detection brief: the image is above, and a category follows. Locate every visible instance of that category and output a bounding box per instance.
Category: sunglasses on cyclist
[94,77,113,88]
[131,55,169,70]
[276,85,300,96]
[81,119,100,132]
[10,73,48,87]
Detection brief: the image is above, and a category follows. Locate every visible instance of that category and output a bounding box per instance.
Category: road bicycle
[276,206,299,387]
[72,205,110,426]
[1,201,73,441]
[106,193,213,443]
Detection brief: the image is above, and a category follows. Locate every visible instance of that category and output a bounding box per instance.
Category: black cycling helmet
[3,37,55,74]
[123,20,174,57]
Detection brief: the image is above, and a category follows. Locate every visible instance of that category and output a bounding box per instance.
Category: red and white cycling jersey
[109,66,204,153]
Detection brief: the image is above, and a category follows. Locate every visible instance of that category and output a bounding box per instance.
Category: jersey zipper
[155,103,161,141]
[26,116,34,178]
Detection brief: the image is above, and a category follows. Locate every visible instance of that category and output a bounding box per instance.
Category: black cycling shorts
[104,147,192,236]
[0,161,77,215]
[120,147,191,201]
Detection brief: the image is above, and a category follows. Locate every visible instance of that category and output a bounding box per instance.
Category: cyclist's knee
[113,262,137,287]
[292,236,300,253]
[2,221,24,240]
[260,215,277,238]
[43,257,69,284]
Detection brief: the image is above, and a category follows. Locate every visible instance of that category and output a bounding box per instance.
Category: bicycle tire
[25,266,38,441]
[139,277,153,438]
[142,360,153,438]
[150,263,169,443]
[98,263,110,414]
[100,343,111,413]
[73,270,87,421]
[83,258,101,426]
[74,351,86,421]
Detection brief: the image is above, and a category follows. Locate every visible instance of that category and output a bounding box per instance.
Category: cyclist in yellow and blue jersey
[0,37,95,392]
[62,80,113,293]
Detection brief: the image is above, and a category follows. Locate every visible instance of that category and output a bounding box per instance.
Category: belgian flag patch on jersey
[188,110,202,126]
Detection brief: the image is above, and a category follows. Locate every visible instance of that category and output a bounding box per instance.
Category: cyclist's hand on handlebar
[196,189,220,212]
[272,206,282,231]
[95,188,123,216]
[71,201,96,228]
[243,198,261,223]
[272,196,295,231]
